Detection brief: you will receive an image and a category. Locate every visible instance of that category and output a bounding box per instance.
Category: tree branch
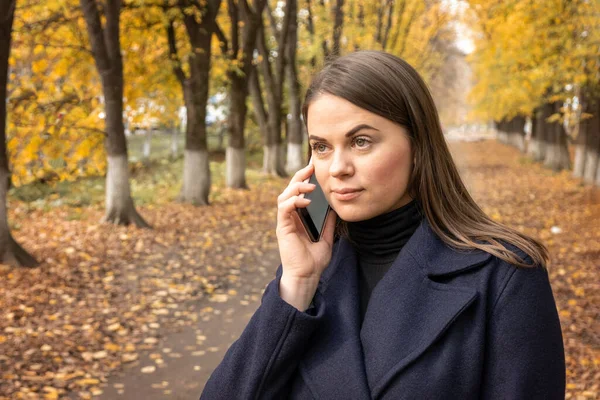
[79,0,111,71]
[213,21,228,55]
[165,15,186,85]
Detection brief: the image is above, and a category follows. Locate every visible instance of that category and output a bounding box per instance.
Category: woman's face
[307,94,414,222]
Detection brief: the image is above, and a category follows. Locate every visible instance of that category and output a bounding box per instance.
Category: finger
[277,182,316,205]
[277,195,311,227]
[288,163,314,186]
[291,211,310,239]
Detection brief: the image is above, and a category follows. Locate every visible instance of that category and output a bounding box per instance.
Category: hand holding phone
[275,158,337,311]
[296,157,332,242]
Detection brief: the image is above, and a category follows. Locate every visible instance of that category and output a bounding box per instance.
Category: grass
[8,132,284,210]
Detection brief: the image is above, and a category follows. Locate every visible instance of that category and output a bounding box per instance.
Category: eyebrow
[308,124,380,142]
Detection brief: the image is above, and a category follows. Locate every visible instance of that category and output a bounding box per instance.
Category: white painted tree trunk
[104,155,149,227]
[572,143,586,179]
[180,149,210,205]
[262,145,270,173]
[171,130,178,158]
[543,142,558,169]
[583,146,599,185]
[497,132,508,144]
[527,138,543,161]
[543,142,570,171]
[143,130,152,160]
[226,146,247,189]
[286,142,303,174]
[514,134,525,152]
[262,144,286,176]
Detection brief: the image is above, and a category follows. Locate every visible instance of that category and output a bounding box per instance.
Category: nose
[329,150,354,178]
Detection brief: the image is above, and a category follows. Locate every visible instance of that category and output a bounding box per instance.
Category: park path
[94,250,279,399]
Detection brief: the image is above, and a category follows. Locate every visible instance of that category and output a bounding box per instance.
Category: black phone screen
[297,173,331,241]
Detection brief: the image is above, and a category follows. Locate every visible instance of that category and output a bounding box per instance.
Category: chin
[333,205,377,222]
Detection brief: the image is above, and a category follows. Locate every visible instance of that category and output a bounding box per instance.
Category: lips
[332,188,363,194]
[332,189,364,201]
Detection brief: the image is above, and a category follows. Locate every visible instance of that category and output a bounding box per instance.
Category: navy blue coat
[200,218,565,399]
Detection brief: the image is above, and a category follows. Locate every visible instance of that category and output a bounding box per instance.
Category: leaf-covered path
[0,173,285,399]
[1,140,598,399]
[95,249,279,400]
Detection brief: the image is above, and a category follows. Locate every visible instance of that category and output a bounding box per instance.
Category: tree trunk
[166,1,221,205]
[285,0,304,174]
[580,95,600,185]
[181,149,211,205]
[331,0,344,57]
[217,123,225,150]
[595,139,600,187]
[543,101,571,171]
[572,124,586,179]
[170,128,178,159]
[227,71,249,189]
[104,155,148,226]
[528,106,547,162]
[225,0,267,188]
[0,0,38,267]
[255,5,290,177]
[143,129,152,161]
[80,0,149,227]
[495,119,506,144]
[508,115,526,152]
[305,0,317,68]
[249,65,269,140]
[180,17,214,205]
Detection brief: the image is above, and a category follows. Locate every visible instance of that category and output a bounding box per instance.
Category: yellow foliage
[466,0,600,121]
[8,0,183,186]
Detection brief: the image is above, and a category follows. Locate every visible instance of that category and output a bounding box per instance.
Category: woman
[200,51,565,399]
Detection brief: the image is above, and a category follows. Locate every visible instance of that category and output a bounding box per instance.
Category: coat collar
[299,218,492,399]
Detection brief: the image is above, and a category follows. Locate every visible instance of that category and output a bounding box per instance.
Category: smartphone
[296,159,332,242]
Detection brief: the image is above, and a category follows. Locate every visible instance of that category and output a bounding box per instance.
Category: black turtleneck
[346,199,424,324]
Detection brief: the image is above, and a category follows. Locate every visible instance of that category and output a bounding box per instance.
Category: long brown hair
[301,51,549,269]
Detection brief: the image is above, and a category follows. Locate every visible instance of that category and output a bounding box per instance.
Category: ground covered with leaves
[0,164,282,399]
[0,140,598,399]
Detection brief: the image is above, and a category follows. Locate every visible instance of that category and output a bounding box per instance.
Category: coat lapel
[299,218,492,400]
[298,238,371,400]
[361,219,491,399]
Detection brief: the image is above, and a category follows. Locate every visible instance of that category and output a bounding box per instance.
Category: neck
[346,200,424,259]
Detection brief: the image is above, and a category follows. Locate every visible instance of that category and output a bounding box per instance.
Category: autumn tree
[224,0,268,189]
[249,0,293,177]
[285,0,304,174]
[496,116,526,153]
[568,1,600,186]
[576,89,600,185]
[160,0,225,205]
[80,0,149,226]
[296,0,454,84]
[312,0,343,59]
[467,0,600,178]
[8,2,107,188]
[0,0,37,267]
